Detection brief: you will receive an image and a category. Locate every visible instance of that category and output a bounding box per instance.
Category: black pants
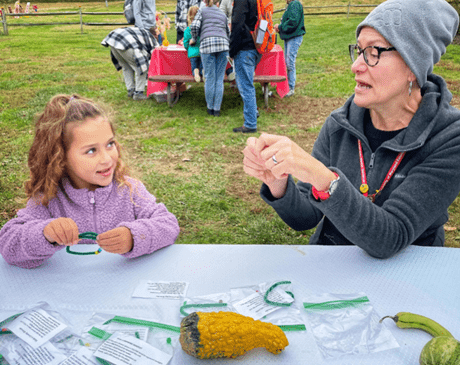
[176,29,184,44]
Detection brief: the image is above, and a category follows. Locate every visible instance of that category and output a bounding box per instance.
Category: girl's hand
[97,227,134,254]
[43,218,80,246]
[274,24,280,33]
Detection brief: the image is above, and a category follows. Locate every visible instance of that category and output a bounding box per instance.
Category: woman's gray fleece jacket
[261,74,460,258]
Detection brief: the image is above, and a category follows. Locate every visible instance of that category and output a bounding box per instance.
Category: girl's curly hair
[24,94,132,206]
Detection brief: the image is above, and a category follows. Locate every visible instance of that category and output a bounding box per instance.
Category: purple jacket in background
[0,177,179,269]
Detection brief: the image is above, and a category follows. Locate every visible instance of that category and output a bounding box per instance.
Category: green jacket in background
[279,0,306,41]
[183,26,201,58]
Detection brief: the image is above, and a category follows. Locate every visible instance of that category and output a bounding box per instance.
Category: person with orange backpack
[230,0,262,133]
[274,0,305,97]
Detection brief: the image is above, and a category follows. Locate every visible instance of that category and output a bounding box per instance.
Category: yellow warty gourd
[179,311,289,359]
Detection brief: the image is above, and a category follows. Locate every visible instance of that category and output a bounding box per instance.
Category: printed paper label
[8,309,67,348]
[110,326,149,342]
[59,347,100,365]
[5,341,67,365]
[233,290,294,320]
[132,281,188,299]
[93,332,172,365]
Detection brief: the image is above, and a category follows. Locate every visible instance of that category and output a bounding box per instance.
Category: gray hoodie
[261,74,460,258]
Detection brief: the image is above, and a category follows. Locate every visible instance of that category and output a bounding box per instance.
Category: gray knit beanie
[356,0,459,87]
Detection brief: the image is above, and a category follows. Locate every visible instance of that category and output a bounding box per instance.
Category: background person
[176,0,200,43]
[230,0,261,133]
[242,0,460,258]
[0,94,179,269]
[274,0,305,97]
[183,5,203,83]
[219,0,232,30]
[191,0,229,117]
[133,0,156,30]
[101,26,159,100]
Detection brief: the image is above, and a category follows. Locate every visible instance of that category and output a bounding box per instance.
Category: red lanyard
[358,139,405,203]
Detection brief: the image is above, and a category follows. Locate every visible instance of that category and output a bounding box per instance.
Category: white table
[1,245,459,364]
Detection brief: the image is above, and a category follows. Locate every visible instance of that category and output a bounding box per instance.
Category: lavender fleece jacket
[0,177,179,269]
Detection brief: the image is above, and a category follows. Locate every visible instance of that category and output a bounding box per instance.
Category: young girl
[0,94,180,269]
[183,5,202,83]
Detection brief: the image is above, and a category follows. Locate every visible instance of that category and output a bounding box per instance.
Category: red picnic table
[147,44,289,107]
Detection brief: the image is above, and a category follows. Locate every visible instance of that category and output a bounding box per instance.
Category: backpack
[124,0,135,25]
[251,0,276,54]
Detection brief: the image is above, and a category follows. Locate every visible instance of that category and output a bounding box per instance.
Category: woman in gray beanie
[242,0,460,258]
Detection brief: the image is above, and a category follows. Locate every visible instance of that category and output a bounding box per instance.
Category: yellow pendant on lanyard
[359,184,369,194]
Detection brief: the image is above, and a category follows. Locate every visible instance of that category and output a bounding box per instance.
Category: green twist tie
[0,312,24,328]
[66,232,102,255]
[96,358,112,365]
[303,296,370,311]
[103,316,180,334]
[88,327,112,340]
[264,281,294,307]
[180,301,228,317]
[0,312,24,334]
[277,324,306,332]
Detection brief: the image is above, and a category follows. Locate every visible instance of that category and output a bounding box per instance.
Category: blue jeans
[234,49,262,129]
[284,35,303,91]
[190,56,203,77]
[201,51,228,112]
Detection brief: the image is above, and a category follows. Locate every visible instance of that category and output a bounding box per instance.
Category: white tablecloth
[1,244,459,364]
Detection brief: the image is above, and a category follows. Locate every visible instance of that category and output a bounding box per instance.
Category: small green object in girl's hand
[66,231,102,256]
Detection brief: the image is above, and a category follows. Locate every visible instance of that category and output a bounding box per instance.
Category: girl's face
[351,27,414,110]
[65,116,118,191]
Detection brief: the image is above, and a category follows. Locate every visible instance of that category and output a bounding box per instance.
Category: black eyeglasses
[349,44,396,67]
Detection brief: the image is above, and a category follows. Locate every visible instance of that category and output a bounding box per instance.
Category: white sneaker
[285,89,295,97]
[193,68,201,83]
[227,71,235,81]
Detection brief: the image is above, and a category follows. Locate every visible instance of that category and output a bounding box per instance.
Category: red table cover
[147,44,289,98]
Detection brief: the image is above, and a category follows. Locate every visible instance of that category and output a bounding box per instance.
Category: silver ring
[272,155,278,164]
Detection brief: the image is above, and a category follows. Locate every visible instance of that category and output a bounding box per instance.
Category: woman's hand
[243,137,289,198]
[43,218,80,246]
[274,24,280,33]
[97,227,134,254]
[254,133,337,192]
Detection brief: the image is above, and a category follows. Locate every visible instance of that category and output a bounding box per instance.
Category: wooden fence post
[347,1,351,19]
[79,6,83,34]
[1,9,8,35]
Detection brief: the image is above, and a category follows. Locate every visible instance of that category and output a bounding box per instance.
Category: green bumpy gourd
[420,336,460,365]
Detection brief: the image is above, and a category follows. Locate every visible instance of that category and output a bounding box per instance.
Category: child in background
[0,94,179,269]
[183,6,203,83]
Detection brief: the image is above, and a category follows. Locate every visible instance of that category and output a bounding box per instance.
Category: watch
[312,173,340,201]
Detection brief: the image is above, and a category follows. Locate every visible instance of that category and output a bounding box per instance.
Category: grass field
[1,1,460,248]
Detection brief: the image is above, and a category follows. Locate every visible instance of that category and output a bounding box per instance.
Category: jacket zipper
[89,192,98,233]
[369,152,375,169]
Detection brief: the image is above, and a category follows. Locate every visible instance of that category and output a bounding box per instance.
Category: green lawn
[2,2,460,246]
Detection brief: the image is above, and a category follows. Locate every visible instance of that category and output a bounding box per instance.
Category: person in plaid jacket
[175,0,200,43]
[102,27,159,100]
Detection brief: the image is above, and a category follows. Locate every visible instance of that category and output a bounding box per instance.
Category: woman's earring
[409,81,413,96]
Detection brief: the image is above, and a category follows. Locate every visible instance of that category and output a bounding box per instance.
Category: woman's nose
[351,55,367,74]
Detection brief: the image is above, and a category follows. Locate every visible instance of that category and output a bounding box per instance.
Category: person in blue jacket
[242,0,460,258]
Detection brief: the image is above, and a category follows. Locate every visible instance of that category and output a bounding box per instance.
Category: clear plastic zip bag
[303,292,399,360]
[0,302,80,365]
[230,280,306,331]
[79,312,180,359]
[179,292,232,318]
